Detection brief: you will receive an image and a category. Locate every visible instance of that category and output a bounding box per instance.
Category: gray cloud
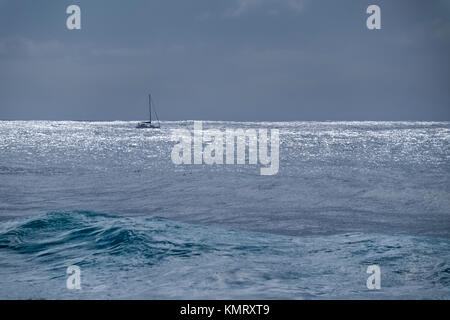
[0,0,448,121]
[226,0,307,18]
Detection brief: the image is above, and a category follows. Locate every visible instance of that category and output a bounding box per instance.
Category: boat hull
[136,122,160,129]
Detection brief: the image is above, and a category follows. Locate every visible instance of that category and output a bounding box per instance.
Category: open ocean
[0,120,449,299]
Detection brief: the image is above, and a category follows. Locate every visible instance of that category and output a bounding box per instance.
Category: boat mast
[149,93,152,123]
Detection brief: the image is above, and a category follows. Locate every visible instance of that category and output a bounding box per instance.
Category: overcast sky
[0,0,449,121]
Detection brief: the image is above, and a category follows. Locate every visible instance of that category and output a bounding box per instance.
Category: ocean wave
[0,211,211,263]
[0,211,449,299]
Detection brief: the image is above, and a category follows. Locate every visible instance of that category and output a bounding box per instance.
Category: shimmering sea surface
[0,121,449,299]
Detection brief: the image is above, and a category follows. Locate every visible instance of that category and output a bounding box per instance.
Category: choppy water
[0,121,449,299]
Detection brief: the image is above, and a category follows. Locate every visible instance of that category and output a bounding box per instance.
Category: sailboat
[137,94,161,128]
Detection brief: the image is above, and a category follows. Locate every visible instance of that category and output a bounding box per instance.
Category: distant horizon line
[0,119,449,122]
